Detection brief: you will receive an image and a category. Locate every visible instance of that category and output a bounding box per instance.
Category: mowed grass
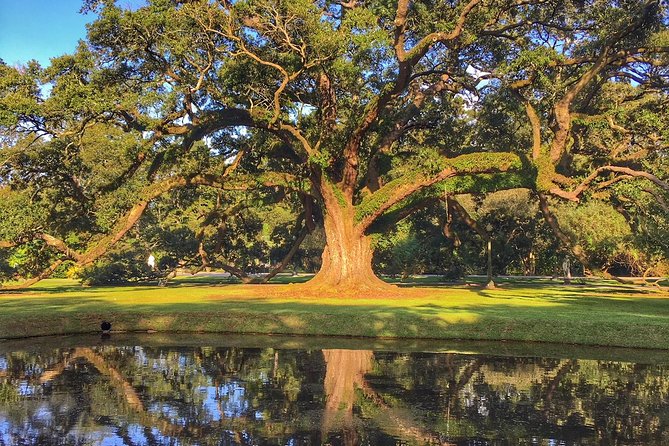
[1,276,668,349]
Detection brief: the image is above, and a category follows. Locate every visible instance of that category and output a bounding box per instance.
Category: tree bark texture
[307,190,394,293]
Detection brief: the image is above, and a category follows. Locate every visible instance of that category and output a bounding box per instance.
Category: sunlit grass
[1,277,668,349]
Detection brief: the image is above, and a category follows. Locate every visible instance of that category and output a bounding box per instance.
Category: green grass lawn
[1,276,668,349]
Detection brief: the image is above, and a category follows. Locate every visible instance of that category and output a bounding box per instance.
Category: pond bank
[0,278,668,349]
[4,332,669,364]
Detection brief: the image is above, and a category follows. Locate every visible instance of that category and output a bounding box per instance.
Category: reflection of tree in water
[368,354,669,445]
[0,347,668,445]
[0,350,114,445]
[322,349,373,445]
[322,349,455,445]
[0,346,330,445]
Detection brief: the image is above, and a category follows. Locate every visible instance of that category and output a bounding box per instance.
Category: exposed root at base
[295,280,401,298]
[243,279,402,299]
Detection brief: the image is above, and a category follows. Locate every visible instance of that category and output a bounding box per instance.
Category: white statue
[562,256,571,284]
[147,254,156,270]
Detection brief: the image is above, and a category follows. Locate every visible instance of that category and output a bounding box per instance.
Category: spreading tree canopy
[1,0,668,291]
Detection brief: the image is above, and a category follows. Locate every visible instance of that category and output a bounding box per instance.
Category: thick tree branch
[551,50,611,163]
[549,0,663,163]
[340,94,387,199]
[447,196,489,241]
[278,123,314,157]
[1,170,305,287]
[537,193,590,269]
[363,75,452,192]
[356,152,522,233]
[642,187,669,213]
[261,224,310,283]
[393,0,411,62]
[549,166,669,202]
[402,0,482,65]
[0,260,64,291]
[317,71,337,139]
[510,88,542,161]
[346,0,481,200]
[38,233,84,262]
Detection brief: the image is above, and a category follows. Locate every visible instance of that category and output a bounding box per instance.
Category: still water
[0,335,668,445]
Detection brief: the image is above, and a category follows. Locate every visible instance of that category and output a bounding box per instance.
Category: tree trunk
[307,192,395,293]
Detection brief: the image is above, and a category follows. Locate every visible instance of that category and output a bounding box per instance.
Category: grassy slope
[0,277,668,349]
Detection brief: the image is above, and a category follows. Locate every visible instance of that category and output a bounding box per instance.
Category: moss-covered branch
[355,152,524,232]
[368,171,531,233]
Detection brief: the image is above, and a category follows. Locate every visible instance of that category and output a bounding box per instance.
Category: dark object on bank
[101,321,112,333]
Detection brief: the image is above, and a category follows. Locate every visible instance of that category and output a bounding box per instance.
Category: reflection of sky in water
[18,381,36,396]
[100,436,125,446]
[148,402,186,425]
[132,347,148,368]
[34,404,52,424]
[144,382,256,425]
[200,385,222,422]
[127,424,150,446]
[0,356,7,372]
[218,381,250,418]
[2,413,111,444]
[0,418,12,445]
[198,384,265,422]
[86,430,124,446]
[151,426,170,444]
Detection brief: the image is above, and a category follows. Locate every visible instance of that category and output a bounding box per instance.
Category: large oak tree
[1,0,668,291]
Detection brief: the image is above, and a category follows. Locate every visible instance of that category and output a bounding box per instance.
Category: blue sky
[0,0,95,67]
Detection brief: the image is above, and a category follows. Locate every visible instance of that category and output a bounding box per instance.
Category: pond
[0,334,668,445]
